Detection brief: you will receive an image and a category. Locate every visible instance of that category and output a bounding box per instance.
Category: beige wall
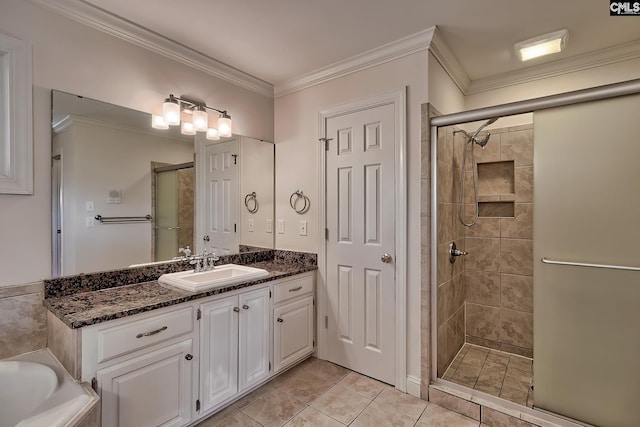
[0,0,274,288]
[275,51,429,384]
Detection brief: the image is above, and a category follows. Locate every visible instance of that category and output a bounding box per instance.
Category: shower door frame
[428,77,640,423]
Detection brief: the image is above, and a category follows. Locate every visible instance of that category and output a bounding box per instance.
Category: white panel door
[98,339,193,427]
[199,138,239,254]
[238,287,270,392]
[200,295,239,412]
[325,103,396,384]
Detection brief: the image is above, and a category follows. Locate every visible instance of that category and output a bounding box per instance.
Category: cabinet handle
[136,326,167,339]
[185,354,193,361]
[277,318,283,323]
[288,286,302,292]
[233,307,240,313]
[242,304,250,310]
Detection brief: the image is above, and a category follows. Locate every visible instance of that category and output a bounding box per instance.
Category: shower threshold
[442,343,534,408]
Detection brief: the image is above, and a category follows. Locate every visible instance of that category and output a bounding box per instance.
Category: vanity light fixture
[151,114,169,129]
[515,29,568,61]
[181,120,196,136]
[206,127,220,141]
[156,94,232,137]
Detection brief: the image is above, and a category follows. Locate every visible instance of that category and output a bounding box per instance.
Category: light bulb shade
[193,108,208,132]
[181,120,196,135]
[515,29,567,61]
[163,97,181,126]
[206,128,220,140]
[151,114,169,129]
[218,115,232,137]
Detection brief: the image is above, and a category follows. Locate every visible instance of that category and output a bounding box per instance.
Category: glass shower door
[533,94,640,427]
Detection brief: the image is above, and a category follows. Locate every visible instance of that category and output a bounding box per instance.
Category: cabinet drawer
[97,306,194,363]
[273,274,313,304]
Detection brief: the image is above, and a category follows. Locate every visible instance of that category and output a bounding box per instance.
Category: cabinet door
[274,295,314,373]
[200,295,239,412]
[98,339,194,427]
[238,287,271,392]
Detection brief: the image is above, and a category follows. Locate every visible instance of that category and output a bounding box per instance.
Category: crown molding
[30,0,274,97]
[466,39,640,94]
[428,27,470,94]
[274,27,436,97]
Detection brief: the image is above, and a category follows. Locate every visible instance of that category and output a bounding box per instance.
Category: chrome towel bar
[95,214,152,224]
[541,257,640,272]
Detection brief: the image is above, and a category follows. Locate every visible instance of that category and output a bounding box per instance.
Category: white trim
[428,28,470,94]
[317,88,407,391]
[0,32,33,195]
[406,375,421,398]
[29,0,273,97]
[276,29,434,97]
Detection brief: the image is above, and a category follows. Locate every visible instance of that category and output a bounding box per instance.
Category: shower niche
[477,160,515,218]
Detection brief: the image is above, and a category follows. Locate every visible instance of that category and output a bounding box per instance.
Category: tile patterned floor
[195,357,483,426]
[442,343,534,408]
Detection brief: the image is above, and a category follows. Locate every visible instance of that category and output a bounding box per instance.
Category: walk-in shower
[429,78,640,427]
[434,114,535,409]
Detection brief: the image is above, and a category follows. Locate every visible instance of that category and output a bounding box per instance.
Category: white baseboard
[406,375,421,397]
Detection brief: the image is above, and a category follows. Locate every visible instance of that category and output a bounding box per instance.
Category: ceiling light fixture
[515,29,568,62]
[156,94,232,137]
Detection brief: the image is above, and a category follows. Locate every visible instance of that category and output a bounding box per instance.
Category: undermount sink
[159,264,270,292]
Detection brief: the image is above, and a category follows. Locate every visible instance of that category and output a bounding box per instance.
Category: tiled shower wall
[435,123,467,376]
[461,124,534,358]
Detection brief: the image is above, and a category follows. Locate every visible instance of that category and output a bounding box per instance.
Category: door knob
[381,253,393,263]
[185,354,193,361]
[242,304,250,310]
[233,307,240,313]
[203,235,210,242]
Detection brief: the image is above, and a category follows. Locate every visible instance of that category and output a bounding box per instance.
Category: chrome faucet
[189,249,220,272]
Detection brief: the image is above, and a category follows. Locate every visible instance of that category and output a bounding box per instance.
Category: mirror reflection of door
[153,162,194,261]
[197,138,239,255]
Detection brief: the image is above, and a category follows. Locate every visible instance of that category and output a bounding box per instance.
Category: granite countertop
[44,260,316,329]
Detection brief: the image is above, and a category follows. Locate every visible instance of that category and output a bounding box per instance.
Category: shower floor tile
[443,343,534,408]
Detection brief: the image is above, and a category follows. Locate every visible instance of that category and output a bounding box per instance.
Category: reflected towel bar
[95,214,152,224]
[541,257,640,272]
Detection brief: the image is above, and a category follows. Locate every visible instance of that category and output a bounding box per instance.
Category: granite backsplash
[44,249,316,299]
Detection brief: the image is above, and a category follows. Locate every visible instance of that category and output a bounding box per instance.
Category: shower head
[471,118,498,148]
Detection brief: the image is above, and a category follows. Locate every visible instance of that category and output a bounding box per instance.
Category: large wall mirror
[51,90,275,277]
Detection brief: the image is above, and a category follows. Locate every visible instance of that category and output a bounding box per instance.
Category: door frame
[317,88,407,391]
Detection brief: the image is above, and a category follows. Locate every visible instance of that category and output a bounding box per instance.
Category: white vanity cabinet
[199,286,270,413]
[73,271,315,427]
[273,273,315,373]
[82,305,197,427]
